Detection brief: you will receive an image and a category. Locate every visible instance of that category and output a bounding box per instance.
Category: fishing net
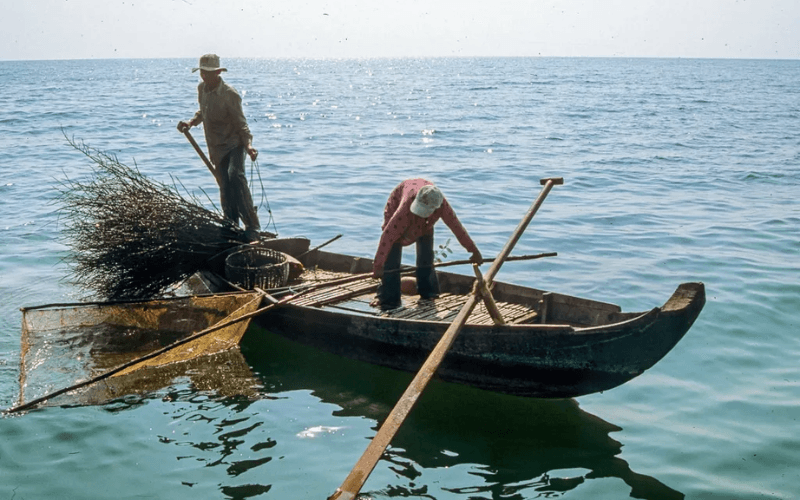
[16,292,262,408]
[58,137,270,300]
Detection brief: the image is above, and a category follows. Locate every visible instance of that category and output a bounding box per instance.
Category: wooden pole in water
[328,177,563,500]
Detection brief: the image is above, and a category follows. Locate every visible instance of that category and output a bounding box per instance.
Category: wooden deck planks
[293,278,378,307]
[290,268,538,324]
[382,293,538,325]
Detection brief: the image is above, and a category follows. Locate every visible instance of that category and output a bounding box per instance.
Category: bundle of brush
[59,138,251,300]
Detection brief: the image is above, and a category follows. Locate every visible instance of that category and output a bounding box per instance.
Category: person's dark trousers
[377,233,440,308]
[415,232,440,299]
[217,145,260,235]
[376,242,403,308]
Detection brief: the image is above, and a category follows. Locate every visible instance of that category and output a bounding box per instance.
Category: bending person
[372,178,482,310]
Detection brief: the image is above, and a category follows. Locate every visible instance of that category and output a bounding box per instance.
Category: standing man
[178,53,261,242]
[371,178,483,310]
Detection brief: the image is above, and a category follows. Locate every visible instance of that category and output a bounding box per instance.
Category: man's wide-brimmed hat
[410,185,444,218]
[192,54,227,73]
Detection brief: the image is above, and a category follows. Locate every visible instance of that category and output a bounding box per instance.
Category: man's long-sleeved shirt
[373,178,478,274]
[191,78,252,166]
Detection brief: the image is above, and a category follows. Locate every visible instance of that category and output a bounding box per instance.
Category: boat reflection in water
[242,327,685,500]
[20,316,683,499]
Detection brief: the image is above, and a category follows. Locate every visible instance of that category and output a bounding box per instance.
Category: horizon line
[2,54,799,63]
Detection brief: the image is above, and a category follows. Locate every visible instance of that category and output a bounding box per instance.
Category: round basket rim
[225,247,288,267]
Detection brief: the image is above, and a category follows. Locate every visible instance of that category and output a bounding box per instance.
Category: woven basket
[225,247,289,290]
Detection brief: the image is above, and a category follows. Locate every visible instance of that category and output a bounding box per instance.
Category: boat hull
[230,244,705,398]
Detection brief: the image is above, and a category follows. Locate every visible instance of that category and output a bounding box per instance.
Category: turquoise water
[1,57,799,499]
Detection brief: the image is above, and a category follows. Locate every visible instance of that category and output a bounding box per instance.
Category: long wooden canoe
[197,238,705,399]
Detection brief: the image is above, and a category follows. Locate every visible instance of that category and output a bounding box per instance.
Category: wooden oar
[327,177,563,500]
[181,128,220,183]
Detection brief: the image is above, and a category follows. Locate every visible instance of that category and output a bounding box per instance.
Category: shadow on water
[240,327,685,500]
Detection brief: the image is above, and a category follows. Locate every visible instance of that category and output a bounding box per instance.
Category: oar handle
[541,177,564,186]
[181,128,219,181]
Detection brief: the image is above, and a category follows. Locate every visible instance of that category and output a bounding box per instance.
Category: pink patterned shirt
[373,178,479,274]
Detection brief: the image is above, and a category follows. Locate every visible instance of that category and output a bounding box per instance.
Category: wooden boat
[195,237,705,399]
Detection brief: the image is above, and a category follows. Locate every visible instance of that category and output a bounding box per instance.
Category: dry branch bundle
[59,138,254,300]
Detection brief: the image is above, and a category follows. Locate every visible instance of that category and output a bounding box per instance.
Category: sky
[2,0,799,61]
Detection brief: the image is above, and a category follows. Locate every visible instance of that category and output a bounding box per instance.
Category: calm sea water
[1,57,798,499]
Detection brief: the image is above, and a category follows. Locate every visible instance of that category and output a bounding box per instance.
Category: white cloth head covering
[410,185,444,217]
